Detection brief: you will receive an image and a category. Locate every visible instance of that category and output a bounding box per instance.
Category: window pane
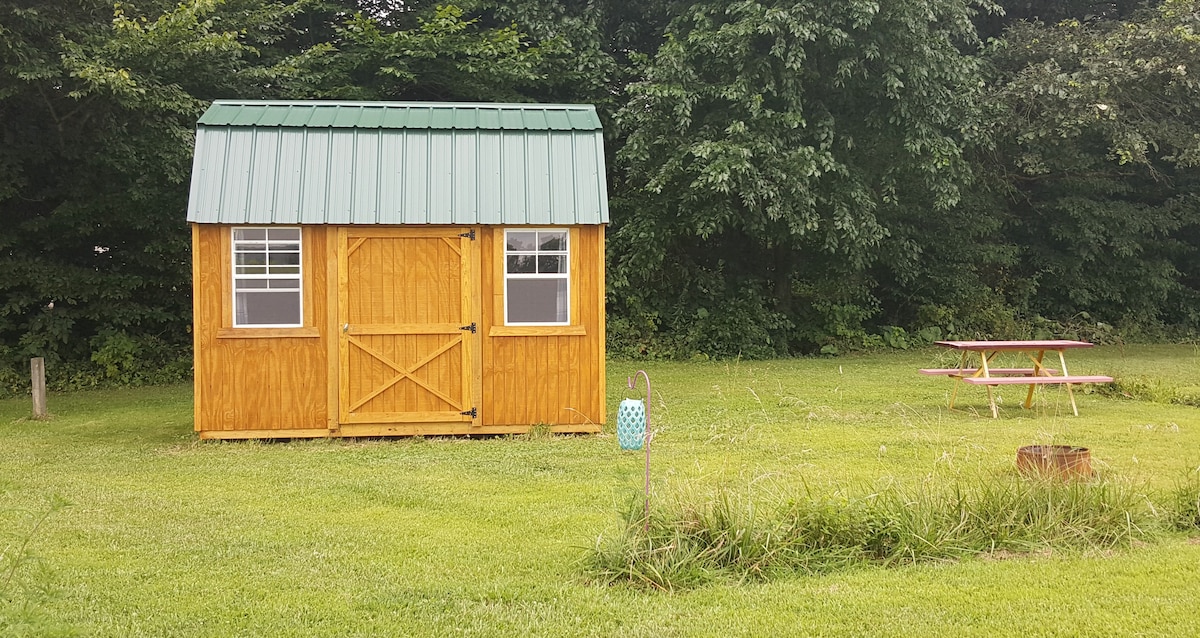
[235,279,269,290]
[234,229,266,241]
[507,255,536,273]
[267,278,300,290]
[507,279,568,323]
[506,232,536,251]
[537,255,567,274]
[538,231,567,251]
[268,228,301,241]
[237,252,267,266]
[235,291,301,325]
[268,252,300,266]
[236,266,268,275]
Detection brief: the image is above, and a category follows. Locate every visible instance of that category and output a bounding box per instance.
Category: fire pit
[1016,445,1092,479]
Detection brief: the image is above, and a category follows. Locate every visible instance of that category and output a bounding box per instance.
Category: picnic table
[920,340,1113,418]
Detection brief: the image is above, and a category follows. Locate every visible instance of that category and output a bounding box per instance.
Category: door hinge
[461,407,477,418]
[459,322,477,333]
[459,229,476,240]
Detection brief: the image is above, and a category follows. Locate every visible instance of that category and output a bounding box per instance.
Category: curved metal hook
[627,370,652,530]
[627,370,650,409]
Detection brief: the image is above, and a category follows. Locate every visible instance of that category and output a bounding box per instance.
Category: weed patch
[587,475,1194,590]
[1100,375,1200,407]
[1165,472,1200,532]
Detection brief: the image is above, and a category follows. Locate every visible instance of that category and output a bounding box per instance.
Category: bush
[0,332,190,398]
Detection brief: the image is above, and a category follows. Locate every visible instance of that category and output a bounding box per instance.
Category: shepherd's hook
[627,370,651,531]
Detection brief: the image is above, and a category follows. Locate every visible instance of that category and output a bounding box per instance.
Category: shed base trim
[197,428,330,439]
[197,422,602,439]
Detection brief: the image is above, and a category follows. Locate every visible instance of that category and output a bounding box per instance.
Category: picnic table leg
[982,350,998,418]
[1024,349,1046,409]
[1057,350,1079,416]
[948,351,967,409]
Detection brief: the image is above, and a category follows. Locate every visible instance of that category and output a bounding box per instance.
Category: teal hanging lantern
[616,398,646,450]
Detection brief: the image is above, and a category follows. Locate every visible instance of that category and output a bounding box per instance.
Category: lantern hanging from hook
[616,398,646,450]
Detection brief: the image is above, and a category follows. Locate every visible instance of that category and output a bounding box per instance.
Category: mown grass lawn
[2,345,1199,637]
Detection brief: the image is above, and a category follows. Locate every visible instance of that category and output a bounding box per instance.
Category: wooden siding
[480,226,605,429]
[193,223,605,438]
[193,224,330,433]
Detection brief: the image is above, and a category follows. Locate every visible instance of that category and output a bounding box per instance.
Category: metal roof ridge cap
[207,99,597,109]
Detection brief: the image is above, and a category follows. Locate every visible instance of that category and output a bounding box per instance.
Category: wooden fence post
[31,357,47,419]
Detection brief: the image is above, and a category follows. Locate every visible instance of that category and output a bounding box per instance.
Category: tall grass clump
[586,488,870,591]
[1098,375,1200,407]
[587,475,1184,590]
[1164,471,1200,532]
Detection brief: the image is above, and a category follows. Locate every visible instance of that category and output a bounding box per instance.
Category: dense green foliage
[2,0,1199,380]
[609,0,989,356]
[980,3,1200,330]
[0,0,569,386]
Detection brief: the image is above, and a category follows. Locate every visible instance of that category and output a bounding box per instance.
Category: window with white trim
[232,227,302,327]
[504,229,569,325]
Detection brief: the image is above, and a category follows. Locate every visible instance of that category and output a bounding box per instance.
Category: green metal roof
[187,100,609,225]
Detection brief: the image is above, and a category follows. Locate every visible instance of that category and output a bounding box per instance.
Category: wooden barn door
[337,228,479,426]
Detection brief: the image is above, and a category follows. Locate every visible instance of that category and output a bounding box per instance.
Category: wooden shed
[187,100,608,439]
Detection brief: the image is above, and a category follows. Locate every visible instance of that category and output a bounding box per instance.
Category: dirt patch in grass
[980,549,1055,562]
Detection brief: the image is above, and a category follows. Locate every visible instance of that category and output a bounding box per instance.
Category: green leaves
[609,0,989,353]
[272,2,555,101]
[0,0,570,373]
[977,0,1200,327]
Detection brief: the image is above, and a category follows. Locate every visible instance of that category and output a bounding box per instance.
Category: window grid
[232,227,303,328]
[504,229,569,326]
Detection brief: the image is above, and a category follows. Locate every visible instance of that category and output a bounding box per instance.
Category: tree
[0,0,288,379]
[608,0,993,355]
[977,0,1200,330]
[974,0,1149,40]
[0,0,580,384]
[269,2,557,101]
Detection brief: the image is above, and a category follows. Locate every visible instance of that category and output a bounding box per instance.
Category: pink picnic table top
[934,340,1095,351]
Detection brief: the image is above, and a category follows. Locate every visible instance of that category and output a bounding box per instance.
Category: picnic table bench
[922,340,1113,418]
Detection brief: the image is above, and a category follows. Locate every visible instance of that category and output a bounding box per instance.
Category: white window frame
[503,229,570,326]
[231,227,303,328]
